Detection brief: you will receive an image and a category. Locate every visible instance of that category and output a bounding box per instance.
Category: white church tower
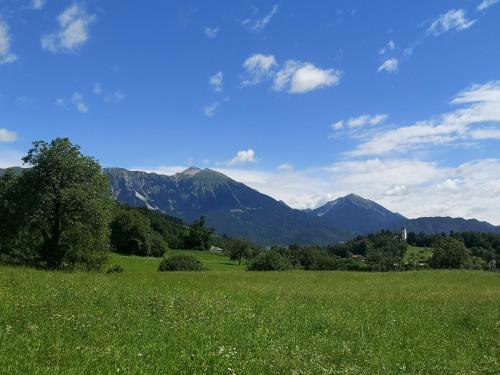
[401,226,408,242]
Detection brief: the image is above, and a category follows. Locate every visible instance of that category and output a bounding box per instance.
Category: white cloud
[242,5,278,32]
[203,102,219,117]
[349,81,500,156]
[331,120,344,130]
[273,60,341,94]
[427,9,475,36]
[55,98,65,106]
[469,128,500,139]
[347,114,388,128]
[227,149,256,166]
[379,40,396,55]
[93,82,102,95]
[31,0,45,10]
[204,27,219,39]
[41,5,96,53]
[104,90,125,104]
[403,48,413,57]
[241,53,277,86]
[278,163,294,171]
[0,128,17,142]
[241,55,341,93]
[0,21,17,65]
[378,58,399,73]
[209,72,223,92]
[71,92,88,113]
[477,0,498,11]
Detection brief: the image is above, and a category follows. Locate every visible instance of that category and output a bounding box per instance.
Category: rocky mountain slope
[104,167,347,245]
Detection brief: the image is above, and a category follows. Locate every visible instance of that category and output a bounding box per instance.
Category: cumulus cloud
[41,5,96,53]
[278,163,294,171]
[349,81,500,157]
[469,128,500,139]
[0,21,17,64]
[104,90,125,104]
[227,149,256,166]
[378,58,399,73]
[241,54,341,93]
[71,92,88,113]
[347,114,388,128]
[203,102,219,117]
[204,27,219,39]
[93,82,102,95]
[331,120,344,130]
[273,60,341,94]
[209,72,223,92]
[427,9,475,36]
[0,128,17,142]
[379,40,396,55]
[241,53,277,86]
[31,0,45,10]
[477,0,498,11]
[242,5,278,32]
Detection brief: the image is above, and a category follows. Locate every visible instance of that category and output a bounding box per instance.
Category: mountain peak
[180,167,202,176]
[312,193,407,235]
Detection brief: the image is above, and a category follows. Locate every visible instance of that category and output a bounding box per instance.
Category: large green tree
[228,238,252,265]
[184,216,214,250]
[429,237,470,269]
[0,138,114,269]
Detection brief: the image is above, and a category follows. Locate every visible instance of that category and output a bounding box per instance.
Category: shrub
[247,251,292,271]
[336,258,368,271]
[464,256,487,270]
[312,255,338,270]
[106,264,125,273]
[158,255,204,272]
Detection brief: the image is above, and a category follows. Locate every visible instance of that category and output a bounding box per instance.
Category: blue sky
[1,0,500,223]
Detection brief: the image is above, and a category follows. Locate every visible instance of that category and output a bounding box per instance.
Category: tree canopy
[0,138,114,269]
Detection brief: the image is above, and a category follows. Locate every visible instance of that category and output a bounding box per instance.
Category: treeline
[110,204,246,257]
[245,230,499,271]
[408,231,499,270]
[246,231,407,272]
[0,138,251,271]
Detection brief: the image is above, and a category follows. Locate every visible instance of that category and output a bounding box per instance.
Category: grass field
[0,251,499,374]
[404,245,433,264]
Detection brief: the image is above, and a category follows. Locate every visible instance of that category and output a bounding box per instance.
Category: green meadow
[0,250,499,375]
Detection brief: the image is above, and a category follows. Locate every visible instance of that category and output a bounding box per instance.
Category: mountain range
[103,167,500,244]
[2,166,499,245]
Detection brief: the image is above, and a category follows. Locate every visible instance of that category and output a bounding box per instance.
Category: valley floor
[0,252,498,374]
